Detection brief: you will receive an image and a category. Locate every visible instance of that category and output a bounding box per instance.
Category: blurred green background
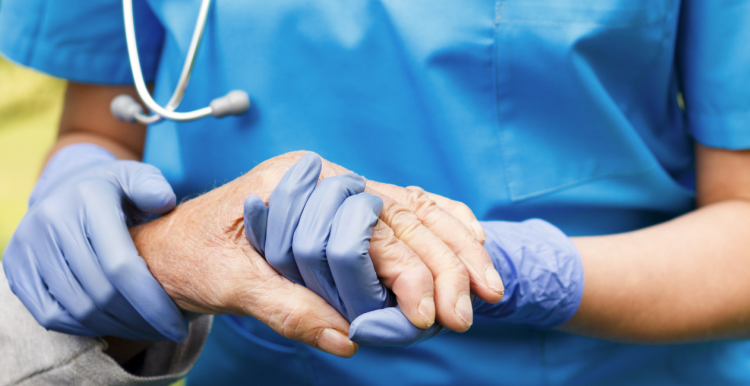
[0,56,64,253]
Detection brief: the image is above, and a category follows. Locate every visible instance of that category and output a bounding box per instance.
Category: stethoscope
[111,0,250,124]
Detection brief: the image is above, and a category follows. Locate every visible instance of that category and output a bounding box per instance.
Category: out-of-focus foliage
[0,57,65,253]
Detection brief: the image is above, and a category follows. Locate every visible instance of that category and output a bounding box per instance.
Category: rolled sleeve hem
[0,23,160,85]
[687,111,750,150]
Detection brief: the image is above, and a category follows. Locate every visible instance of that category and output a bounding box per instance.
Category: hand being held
[245,153,504,347]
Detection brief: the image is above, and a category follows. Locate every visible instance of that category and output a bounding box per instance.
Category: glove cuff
[29,143,116,208]
[476,219,584,329]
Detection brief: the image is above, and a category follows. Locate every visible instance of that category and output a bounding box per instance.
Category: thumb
[349,307,446,348]
[244,273,358,358]
[119,161,177,214]
[244,195,268,256]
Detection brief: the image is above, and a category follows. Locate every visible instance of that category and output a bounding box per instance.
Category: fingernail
[485,265,505,296]
[471,220,486,245]
[454,294,474,329]
[418,295,436,328]
[318,328,357,357]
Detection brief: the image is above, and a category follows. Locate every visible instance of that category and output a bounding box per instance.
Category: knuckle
[292,238,321,261]
[75,179,106,197]
[321,176,346,192]
[93,286,121,310]
[434,250,470,278]
[278,306,305,340]
[370,220,395,241]
[327,240,362,264]
[35,202,60,221]
[101,253,133,279]
[67,301,98,324]
[388,207,421,239]
[37,308,57,330]
[406,188,439,224]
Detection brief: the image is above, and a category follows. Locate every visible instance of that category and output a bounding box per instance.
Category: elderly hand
[317,156,505,331]
[5,148,502,358]
[246,153,508,347]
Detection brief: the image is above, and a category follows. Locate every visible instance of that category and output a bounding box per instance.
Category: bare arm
[48,82,150,363]
[561,144,750,343]
[52,82,146,162]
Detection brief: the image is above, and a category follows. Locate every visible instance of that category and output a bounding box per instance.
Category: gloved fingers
[349,307,446,348]
[83,180,188,342]
[29,224,158,340]
[368,190,473,332]
[55,217,168,340]
[327,193,393,321]
[366,182,504,304]
[2,240,98,337]
[264,152,322,285]
[116,161,177,215]
[244,195,268,257]
[292,173,366,317]
[369,219,435,329]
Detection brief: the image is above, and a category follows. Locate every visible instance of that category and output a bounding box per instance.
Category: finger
[241,271,358,358]
[366,181,485,242]
[368,219,435,329]
[118,162,177,215]
[83,180,189,342]
[349,307,446,348]
[420,190,486,245]
[292,173,366,317]
[369,190,473,332]
[367,182,503,304]
[3,238,97,336]
[27,214,159,340]
[55,212,168,341]
[327,193,395,321]
[244,195,268,256]
[264,152,322,285]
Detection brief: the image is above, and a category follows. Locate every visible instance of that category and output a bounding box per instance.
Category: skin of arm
[561,144,750,343]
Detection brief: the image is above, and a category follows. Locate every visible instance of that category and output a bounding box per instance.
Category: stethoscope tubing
[122,0,214,123]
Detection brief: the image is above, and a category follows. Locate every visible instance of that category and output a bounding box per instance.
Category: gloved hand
[2,143,188,342]
[244,154,444,346]
[244,154,398,320]
[351,219,584,346]
[245,153,584,347]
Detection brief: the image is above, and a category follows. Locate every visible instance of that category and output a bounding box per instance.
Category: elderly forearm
[561,199,750,343]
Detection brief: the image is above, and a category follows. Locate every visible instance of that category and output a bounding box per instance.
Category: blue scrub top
[4,0,750,384]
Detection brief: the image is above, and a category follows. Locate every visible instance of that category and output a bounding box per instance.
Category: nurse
[3,0,750,385]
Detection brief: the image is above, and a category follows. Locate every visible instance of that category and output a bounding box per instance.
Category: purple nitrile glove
[350,219,584,346]
[3,143,188,342]
[243,154,583,347]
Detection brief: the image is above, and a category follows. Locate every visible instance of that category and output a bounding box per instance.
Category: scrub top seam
[508,165,657,202]
[619,1,673,122]
[496,2,671,29]
[493,0,515,203]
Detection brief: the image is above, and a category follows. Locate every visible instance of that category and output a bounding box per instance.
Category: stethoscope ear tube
[113,0,250,124]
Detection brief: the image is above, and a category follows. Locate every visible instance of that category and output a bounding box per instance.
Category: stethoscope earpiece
[210,91,251,118]
[111,95,144,124]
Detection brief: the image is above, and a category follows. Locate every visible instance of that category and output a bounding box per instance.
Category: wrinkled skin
[130,151,503,357]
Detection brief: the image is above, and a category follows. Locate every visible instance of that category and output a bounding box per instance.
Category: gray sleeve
[0,265,213,386]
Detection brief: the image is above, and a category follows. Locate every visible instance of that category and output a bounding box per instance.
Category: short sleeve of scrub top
[0,0,163,84]
[678,0,750,150]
